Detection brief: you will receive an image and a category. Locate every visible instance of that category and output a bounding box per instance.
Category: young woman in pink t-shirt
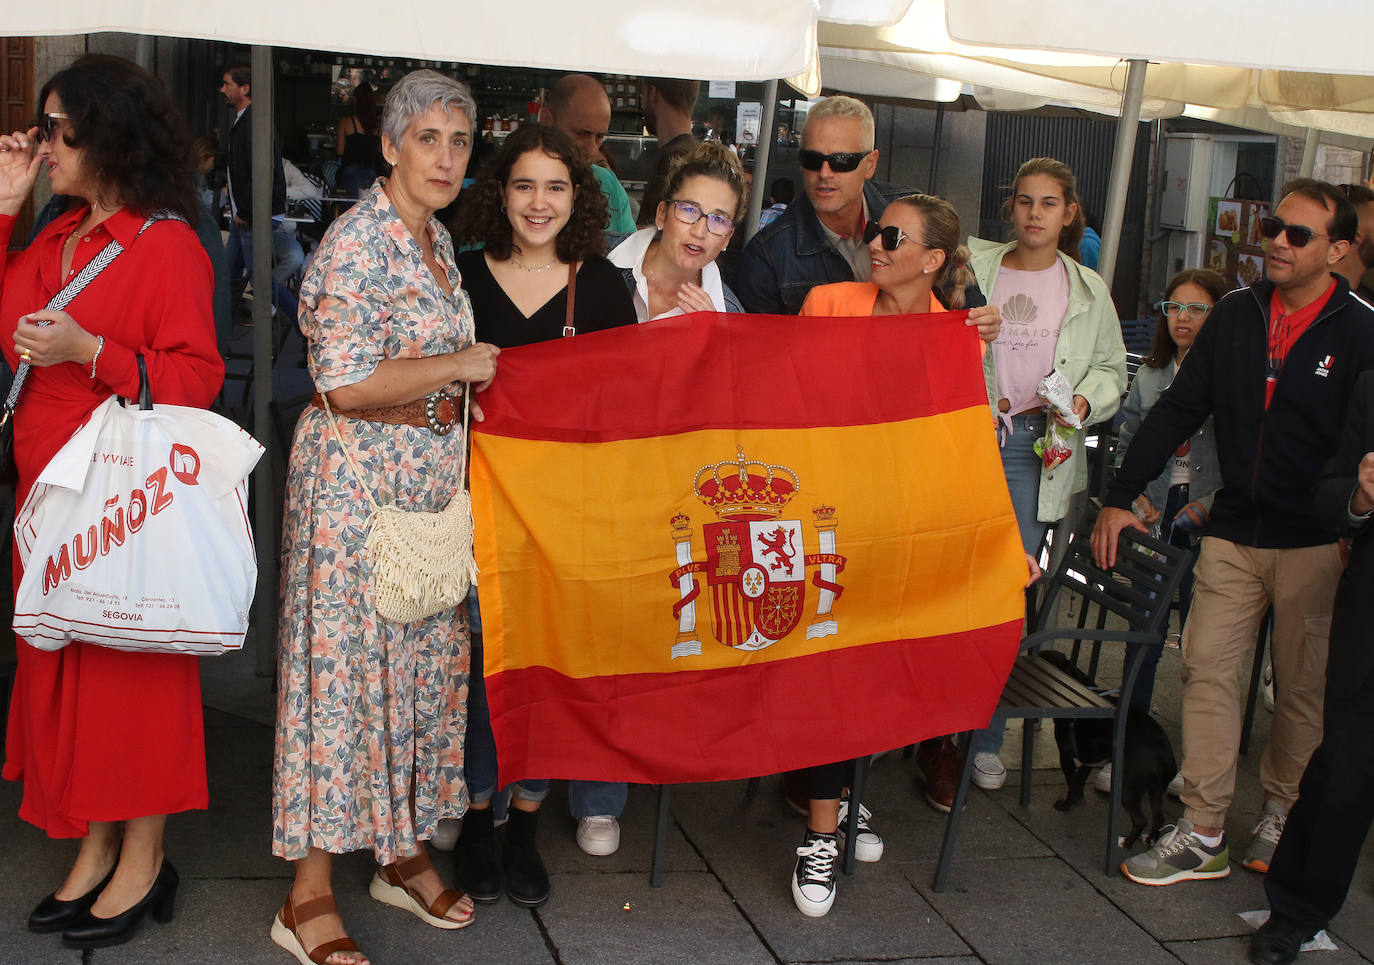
[962,157,1127,792]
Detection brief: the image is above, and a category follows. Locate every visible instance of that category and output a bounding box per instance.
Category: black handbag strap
[5,214,170,415]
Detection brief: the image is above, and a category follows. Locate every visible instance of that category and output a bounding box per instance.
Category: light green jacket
[969,236,1127,523]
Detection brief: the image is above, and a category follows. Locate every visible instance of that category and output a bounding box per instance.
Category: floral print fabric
[273,183,473,863]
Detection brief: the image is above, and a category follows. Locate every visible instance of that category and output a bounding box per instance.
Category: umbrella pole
[251,44,279,678]
[1097,58,1148,291]
[1300,128,1319,177]
[745,80,779,241]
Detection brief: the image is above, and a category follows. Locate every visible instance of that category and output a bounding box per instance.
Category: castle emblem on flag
[668,446,846,659]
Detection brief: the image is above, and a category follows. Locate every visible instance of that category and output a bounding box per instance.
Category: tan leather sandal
[270,893,365,965]
[368,853,473,930]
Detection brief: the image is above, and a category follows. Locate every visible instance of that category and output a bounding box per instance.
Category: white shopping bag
[13,396,263,655]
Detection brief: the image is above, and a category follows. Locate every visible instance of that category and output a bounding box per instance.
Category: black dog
[1039,649,1177,848]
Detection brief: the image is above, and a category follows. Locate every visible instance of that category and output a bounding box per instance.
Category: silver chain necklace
[509,256,559,273]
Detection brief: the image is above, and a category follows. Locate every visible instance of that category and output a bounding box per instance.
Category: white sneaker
[1262,662,1275,712]
[791,832,838,917]
[1167,771,1185,798]
[575,815,621,856]
[837,795,884,862]
[1094,763,1113,794]
[971,751,1007,790]
[430,817,460,852]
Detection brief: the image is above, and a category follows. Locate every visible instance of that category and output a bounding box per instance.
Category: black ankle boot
[453,806,502,903]
[61,859,178,950]
[502,807,550,908]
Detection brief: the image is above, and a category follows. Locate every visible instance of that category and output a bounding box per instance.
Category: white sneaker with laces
[575,815,621,856]
[1243,800,1287,873]
[971,751,1007,790]
[837,795,883,862]
[792,832,839,917]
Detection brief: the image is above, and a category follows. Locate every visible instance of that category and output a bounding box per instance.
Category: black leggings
[804,760,852,800]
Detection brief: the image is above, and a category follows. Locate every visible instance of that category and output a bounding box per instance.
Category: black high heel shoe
[61,859,178,950]
[28,866,117,933]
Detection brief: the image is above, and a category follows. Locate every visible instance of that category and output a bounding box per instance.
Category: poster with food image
[1215,200,1243,239]
[1236,252,1265,287]
[1246,203,1272,246]
[1208,239,1230,274]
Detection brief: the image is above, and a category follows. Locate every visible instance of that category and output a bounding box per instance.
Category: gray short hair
[380,70,477,147]
[804,95,875,151]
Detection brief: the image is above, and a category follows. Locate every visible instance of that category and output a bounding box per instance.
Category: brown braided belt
[311,387,460,435]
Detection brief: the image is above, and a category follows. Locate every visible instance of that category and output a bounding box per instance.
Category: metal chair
[931,511,1195,891]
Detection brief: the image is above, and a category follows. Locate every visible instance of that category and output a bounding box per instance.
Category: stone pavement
[4,642,1373,965]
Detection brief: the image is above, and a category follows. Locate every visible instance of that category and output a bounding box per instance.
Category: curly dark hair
[1143,268,1232,368]
[40,55,199,224]
[450,123,608,262]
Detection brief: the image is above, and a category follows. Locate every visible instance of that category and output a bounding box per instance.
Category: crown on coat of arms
[693,445,799,520]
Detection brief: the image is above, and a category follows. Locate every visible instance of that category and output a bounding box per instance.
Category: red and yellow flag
[470,310,1026,786]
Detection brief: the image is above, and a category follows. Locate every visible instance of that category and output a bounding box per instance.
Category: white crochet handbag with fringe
[322,388,477,623]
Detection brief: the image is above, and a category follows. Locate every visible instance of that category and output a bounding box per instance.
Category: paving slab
[1164,935,1368,964]
[672,777,972,963]
[538,870,770,965]
[0,781,86,965]
[916,856,1178,965]
[536,782,705,878]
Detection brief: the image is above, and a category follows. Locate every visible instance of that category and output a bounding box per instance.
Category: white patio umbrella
[805,0,1374,285]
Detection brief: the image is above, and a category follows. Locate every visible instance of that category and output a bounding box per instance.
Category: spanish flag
[470,311,1025,786]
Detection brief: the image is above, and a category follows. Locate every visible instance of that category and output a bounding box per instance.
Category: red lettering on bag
[42,544,72,595]
[128,488,147,532]
[73,524,98,569]
[170,444,200,485]
[145,466,174,515]
[100,496,126,554]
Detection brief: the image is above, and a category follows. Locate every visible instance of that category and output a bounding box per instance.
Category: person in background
[1092,268,1229,798]
[540,74,636,234]
[335,82,387,199]
[1078,205,1102,271]
[758,176,794,229]
[637,77,699,226]
[1333,182,1374,301]
[928,157,1125,808]
[0,53,223,952]
[272,70,497,965]
[220,64,304,322]
[449,122,637,908]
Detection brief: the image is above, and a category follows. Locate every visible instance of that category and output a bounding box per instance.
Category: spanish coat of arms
[668,447,846,659]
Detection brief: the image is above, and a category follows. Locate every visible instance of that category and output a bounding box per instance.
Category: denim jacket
[1115,358,1222,526]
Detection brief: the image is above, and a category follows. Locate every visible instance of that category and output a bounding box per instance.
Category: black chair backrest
[1034,509,1192,642]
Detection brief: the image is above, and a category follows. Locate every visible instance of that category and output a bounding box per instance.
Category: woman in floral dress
[271,70,499,965]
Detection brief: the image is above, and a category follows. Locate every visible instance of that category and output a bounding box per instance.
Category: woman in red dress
[0,55,223,950]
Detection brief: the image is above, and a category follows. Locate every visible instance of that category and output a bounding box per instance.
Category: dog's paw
[1053,797,1084,812]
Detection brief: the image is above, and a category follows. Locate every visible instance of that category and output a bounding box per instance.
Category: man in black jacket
[1092,179,1374,887]
[1249,370,1374,964]
[220,64,298,321]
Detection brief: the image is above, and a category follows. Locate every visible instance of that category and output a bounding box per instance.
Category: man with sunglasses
[733,96,985,319]
[1091,179,1374,895]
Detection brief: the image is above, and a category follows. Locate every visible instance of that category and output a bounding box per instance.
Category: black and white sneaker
[792,830,839,917]
[837,794,884,863]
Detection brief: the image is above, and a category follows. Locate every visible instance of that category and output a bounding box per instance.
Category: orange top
[799,280,945,317]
